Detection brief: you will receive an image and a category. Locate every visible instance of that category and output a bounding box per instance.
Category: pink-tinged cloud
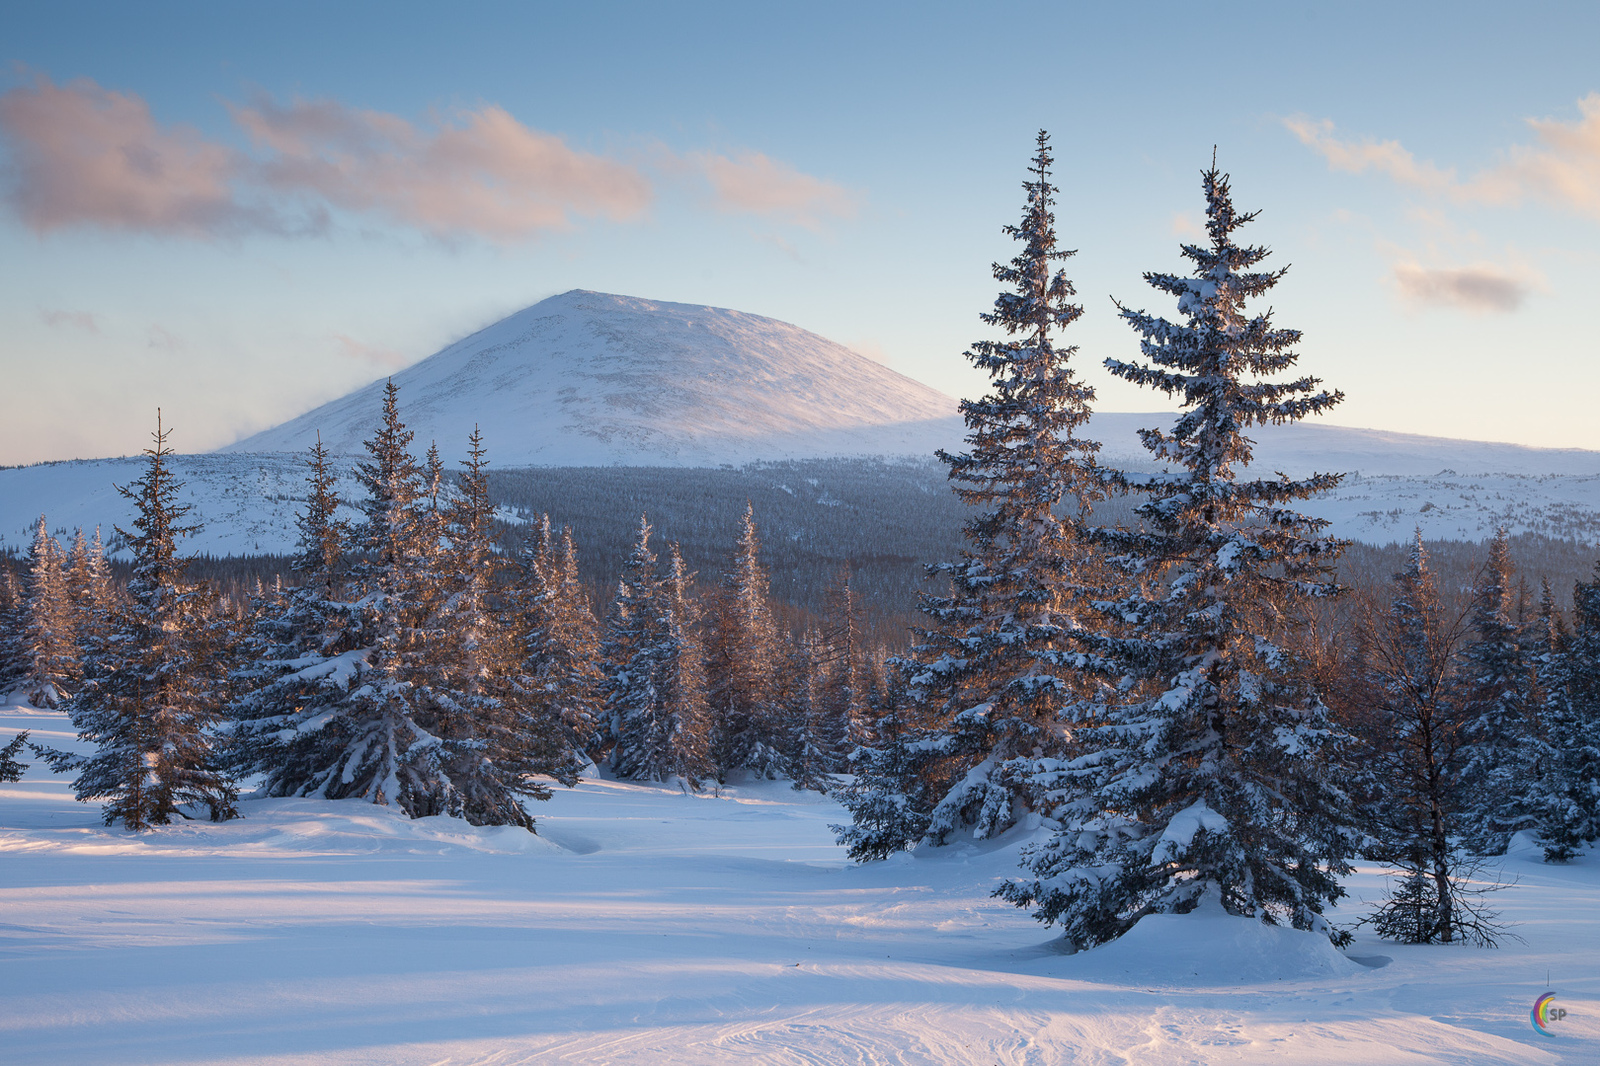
[1507,92,1600,219]
[39,308,100,333]
[1392,262,1530,313]
[231,96,653,240]
[689,150,858,229]
[0,76,260,236]
[1286,96,1600,219]
[1284,116,1462,194]
[0,77,855,241]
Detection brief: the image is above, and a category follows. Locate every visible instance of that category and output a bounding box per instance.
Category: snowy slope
[1091,412,1600,479]
[4,702,1599,1065]
[0,453,366,559]
[222,290,965,467]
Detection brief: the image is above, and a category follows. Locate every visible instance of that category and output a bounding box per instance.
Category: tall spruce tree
[602,514,662,765]
[65,528,116,668]
[1535,564,1600,861]
[515,518,604,779]
[610,541,713,787]
[842,130,1101,855]
[0,570,26,696]
[1458,530,1543,853]
[39,413,238,829]
[415,426,552,827]
[704,504,785,780]
[228,434,376,799]
[1000,159,1353,947]
[819,564,872,759]
[1345,534,1490,943]
[20,517,77,708]
[783,627,834,792]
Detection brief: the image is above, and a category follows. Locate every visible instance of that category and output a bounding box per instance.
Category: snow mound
[1064,894,1363,985]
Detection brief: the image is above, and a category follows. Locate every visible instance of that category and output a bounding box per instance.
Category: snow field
[3,704,1599,1065]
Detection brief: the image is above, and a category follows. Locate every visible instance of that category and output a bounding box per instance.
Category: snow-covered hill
[1091,412,1600,479]
[0,453,365,559]
[222,289,965,467]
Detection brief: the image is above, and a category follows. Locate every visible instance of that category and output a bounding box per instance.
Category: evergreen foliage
[856,130,1101,854]
[1535,563,1600,860]
[608,533,713,788]
[1458,529,1544,853]
[1000,158,1354,948]
[704,504,786,780]
[0,730,28,782]
[832,669,944,860]
[228,435,375,799]
[1343,533,1492,943]
[513,517,604,781]
[66,528,119,663]
[38,414,238,830]
[20,517,78,707]
[0,570,23,695]
[818,565,872,759]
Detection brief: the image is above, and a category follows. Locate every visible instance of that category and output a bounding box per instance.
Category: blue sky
[3,0,1598,464]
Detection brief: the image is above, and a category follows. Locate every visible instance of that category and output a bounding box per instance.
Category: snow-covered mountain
[223,290,964,466]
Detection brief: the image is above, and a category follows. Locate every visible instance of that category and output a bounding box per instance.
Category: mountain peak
[222,291,960,466]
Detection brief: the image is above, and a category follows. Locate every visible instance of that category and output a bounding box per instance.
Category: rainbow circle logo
[1532,993,1560,1037]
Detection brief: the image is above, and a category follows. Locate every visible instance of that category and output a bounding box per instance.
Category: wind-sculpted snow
[221,290,966,467]
[3,703,1599,1064]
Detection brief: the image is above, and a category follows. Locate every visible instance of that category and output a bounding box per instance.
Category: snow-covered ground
[3,703,1598,1065]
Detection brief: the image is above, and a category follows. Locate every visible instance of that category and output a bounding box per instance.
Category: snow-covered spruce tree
[325,381,442,812]
[783,628,835,792]
[38,414,238,829]
[819,564,872,759]
[601,514,661,766]
[844,130,1101,855]
[65,528,119,664]
[1458,530,1543,854]
[513,516,604,781]
[227,434,376,798]
[20,517,78,707]
[415,426,555,827]
[0,569,25,696]
[999,159,1354,947]
[254,381,467,819]
[610,542,713,788]
[1344,534,1503,944]
[832,662,946,860]
[1535,564,1600,861]
[704,503,786,780]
